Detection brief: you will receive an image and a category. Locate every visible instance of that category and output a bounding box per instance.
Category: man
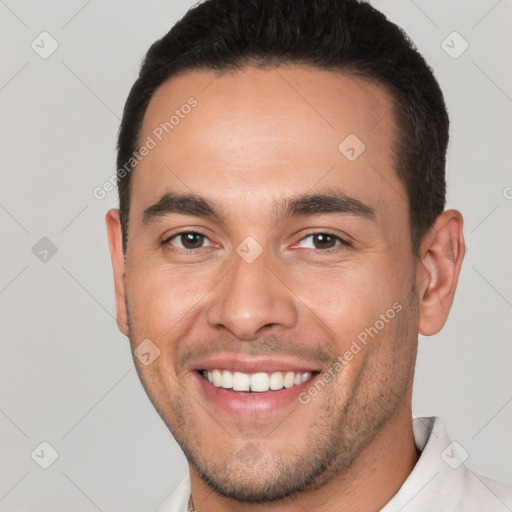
[105,0,512,510]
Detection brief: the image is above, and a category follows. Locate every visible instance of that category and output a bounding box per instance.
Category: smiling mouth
[197,369,318,392]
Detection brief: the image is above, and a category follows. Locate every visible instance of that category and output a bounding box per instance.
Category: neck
[188,410,420,512]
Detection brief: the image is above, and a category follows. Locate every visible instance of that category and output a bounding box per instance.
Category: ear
[106,209,129,336]
[417,209,465,336]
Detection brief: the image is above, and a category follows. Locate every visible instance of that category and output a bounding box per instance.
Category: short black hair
[116,0,448,256]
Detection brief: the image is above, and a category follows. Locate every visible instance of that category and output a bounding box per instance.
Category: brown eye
[166,232,212,250]
[297,232,346,250]
[180,232,205,249]
[312,233,337,249]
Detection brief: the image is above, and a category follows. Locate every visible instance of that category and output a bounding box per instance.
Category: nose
[206,250,298,340]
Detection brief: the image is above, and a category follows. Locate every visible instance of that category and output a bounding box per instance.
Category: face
[112,66,422,502]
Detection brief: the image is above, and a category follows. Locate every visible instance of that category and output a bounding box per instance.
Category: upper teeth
[203,369,313,392]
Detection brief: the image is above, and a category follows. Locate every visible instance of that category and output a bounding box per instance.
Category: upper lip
[191,355,321,374]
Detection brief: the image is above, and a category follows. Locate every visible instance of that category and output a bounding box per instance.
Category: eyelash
[162,230,351,254]
[294,231,351,252]
[162,231,217,254]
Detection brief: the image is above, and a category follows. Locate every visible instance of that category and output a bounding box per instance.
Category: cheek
[290,263,400,351]
[125,261,212,340]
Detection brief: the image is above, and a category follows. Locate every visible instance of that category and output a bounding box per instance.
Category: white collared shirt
[151,417,512,512]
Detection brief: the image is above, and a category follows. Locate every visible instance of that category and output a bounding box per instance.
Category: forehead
[132,65,404,222]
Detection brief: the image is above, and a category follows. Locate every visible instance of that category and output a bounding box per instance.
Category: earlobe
[417,210,465,336]
[105,209,129,336]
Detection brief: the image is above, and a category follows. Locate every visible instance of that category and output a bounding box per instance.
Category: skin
[106,65,465,512]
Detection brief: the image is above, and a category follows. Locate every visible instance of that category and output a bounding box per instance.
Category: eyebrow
[279,191,375,221]
[143,193,223,224]
[142,190,375,224]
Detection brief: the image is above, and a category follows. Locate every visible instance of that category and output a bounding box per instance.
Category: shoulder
[149,474,191,512]
[469,474,512,509]
[381,416,512,511]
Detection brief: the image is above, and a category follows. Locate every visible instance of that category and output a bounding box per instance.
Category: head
[106,0,465,504]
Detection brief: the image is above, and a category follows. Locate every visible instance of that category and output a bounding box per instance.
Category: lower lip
[193,371,320,417]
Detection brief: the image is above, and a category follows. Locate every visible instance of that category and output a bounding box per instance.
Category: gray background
[0,0,511,510]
